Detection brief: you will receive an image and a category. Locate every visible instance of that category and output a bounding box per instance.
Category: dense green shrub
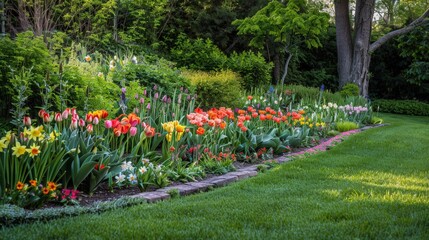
[183,70,243,108]
[227,51,273,91]
[340,83,360,97]
[170,34,228,71]
[112,58,192,97]
[0,32,55,117]
[372,99,429,116]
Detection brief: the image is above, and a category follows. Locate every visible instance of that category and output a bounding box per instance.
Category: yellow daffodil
[28,126,44,141]
[49,131,60,142]
[27,143,41,158]
[12,142,27,157]
[4,131,12,145]
[0,139,7,152]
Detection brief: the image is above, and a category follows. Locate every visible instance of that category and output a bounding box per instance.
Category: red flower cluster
[105,113,141,137]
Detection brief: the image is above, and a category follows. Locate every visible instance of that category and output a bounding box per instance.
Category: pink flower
[62,108,70,119]
[105,120,112,129]
[86,124,93,133]
[71,108,77,115]
[23,116,31,126]
[79,119,85,127]
[129,127,137,136]
[55,112,62,122]
[93,117,99,125]
[146,103,151,110]
[70,117,78,129]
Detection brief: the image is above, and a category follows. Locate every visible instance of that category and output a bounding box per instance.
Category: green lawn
[1,113,428,239]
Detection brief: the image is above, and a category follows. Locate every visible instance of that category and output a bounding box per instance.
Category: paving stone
[185,181,214,192]
[236,166,258,172]
[226,171,257,179]
[276,157,292,163]
[156,184,201,196]
[131,191,170,203]
[205,175,238,187]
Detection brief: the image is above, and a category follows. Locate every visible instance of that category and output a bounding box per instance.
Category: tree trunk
[335,1,429,96]
[273,53,281,85]
[349,0,375,96]
[334,0,353,89]
[280,51,292,86]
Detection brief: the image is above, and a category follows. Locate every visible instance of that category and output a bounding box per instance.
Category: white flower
[333,103,338,109]
[328,102,333,108]
[141,158,150,164]
[115,173,125,184]
[156,165,162,171]
[128,174,137,184]
[139,167,147,174]
[131,56,138,64]
[121,162,128,171]
[274,100,278,104]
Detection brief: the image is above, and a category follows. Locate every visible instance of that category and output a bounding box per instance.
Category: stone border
[128,124,386,203]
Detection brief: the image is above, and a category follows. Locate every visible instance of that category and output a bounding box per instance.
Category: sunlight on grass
[327,170,429,204]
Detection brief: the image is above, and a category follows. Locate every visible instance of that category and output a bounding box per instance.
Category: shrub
[112,58,192,97]
[340,83,360,97]
[183,70,244,108]
[372,99,429,116]
[170,34,228,71]
[227,51,273,91]
[335,121,359,132]
[0,32,55,117]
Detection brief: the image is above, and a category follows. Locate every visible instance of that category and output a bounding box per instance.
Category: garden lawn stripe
[1,113,428,239]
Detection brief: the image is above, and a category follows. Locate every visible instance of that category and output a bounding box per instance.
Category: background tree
[334,0,429,96]
[233,0,329,85]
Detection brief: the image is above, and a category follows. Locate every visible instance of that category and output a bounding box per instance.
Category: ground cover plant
[0,113,427,239]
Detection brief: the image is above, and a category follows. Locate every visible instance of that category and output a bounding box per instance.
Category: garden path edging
[128,124,387,203]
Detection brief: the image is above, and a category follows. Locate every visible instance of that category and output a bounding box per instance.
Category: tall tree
[233,0,329,85]
[334,0,429,96]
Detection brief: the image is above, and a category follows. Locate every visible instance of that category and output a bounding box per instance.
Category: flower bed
[0,86,373,209]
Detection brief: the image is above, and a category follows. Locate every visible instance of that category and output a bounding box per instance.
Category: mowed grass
[1,113,428,239]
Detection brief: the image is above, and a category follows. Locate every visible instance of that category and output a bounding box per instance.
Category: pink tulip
[85,113,93,123]
[55,112,63,122]
[79,119,85,127]
[129,127,137,136]
[86,124,93,133]
[105,120,112,129]
[93,117,99,125]
[71,108,77,115]
[62,109,70,119]
[43,113,51,123]
[23,116,31,126]
[70,117,78,129]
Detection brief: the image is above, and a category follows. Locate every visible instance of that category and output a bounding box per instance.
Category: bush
[372,99,429,116]
[112,58,192,97]
[183,70,243,108]
[335,121,359,132]
[227,51,273,91]
[340,83,360,97]
[170,34,228,71]
[0,32,55,117]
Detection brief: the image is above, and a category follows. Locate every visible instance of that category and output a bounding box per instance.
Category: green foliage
[183,70,244,108]
[0,197,147,227]
[200,156,236,175]
[0,32,54,117]
[112,58,192,97]
[372,99,429,116]
[233,0,330,84]
[370,117,384,124]
[335,121,359,132]
[227,51,273,91]
[170,35,228,71]
[340,83,360,98]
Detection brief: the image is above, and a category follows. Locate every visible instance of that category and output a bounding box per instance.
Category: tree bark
[349,0,375,96]
[334,0,353,89]
[334,0,429,96]
[280,51,292,86]
[273,53,281,84]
